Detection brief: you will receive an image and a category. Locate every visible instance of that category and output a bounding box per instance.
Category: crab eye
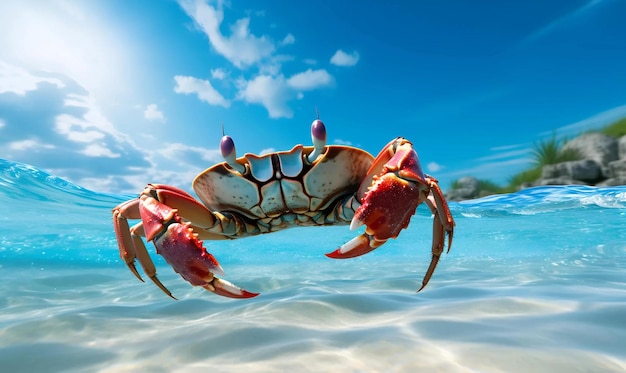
[307,119,327,163]
[311,119,326,143]
[220,135,245,173]
[220,135,236,159]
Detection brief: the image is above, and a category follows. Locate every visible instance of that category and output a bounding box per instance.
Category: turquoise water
[1,158,626,372]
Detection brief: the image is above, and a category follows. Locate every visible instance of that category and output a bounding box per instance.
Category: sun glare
[0,1,133,101]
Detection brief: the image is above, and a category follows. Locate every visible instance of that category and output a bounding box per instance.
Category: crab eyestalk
[307,119,327,163]
[220,135,246,174]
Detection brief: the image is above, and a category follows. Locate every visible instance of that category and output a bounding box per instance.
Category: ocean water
[1,158,625,373]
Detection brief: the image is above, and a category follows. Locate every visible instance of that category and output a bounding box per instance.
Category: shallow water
[1,158,625,372]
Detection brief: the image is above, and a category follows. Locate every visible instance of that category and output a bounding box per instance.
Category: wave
[455,184,626,217]
[0,158,127,206]
[3,158,626,216]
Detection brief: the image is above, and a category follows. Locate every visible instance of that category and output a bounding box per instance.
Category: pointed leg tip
[127,263,145,282]
[149,275,176,299]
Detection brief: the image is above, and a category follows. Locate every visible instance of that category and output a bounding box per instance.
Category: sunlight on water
[1,159,626,372]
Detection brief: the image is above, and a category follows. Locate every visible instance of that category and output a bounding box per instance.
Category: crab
[112,118,455,299]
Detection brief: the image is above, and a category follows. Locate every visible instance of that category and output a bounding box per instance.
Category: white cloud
[176,1,343,119]
[235,68,334,118]
[0,62,65,95]
[440,157,530,182]
[258,54,295,76]
[237,74,293,118]
[0,118,5,129]
[259,147,276,155]
[178,0,275,68]
[517,0,605,47]
[548,104,626,138]
[53,93,128,150]
[330,49,360,67]
[61,93,127,142]
[287,69,333,90]
[427,162,443,172]
[280,33,295,46]
[9,139,56,151]
[144,103,165,122]
[174,75,230,107]
[211,68,227,80]
[81,143,120,158]
[0,64,153,193]
[160,142,223,167]
[477,148,530,162]
[333,138,353,146]
[490,143,525,152]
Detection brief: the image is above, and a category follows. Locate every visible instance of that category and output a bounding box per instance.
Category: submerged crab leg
[112,199,144,281]
[418,178,455,291]
[113,198,176,299]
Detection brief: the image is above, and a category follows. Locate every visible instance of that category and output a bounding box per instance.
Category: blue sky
[1,0,625,193]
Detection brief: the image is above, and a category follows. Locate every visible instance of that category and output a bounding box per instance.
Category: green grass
[531,133,582,167]
[600,117,626,138]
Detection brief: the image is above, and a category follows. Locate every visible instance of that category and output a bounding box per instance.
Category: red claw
[327,138,427,259]
[210,278,259,298]
[353,173,421,240]
[327,137,454,292]
[138,193,257,299]
[325,234,379,259]
[353,138,426,241]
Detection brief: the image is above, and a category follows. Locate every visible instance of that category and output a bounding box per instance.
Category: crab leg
[113,199,143,281]
[113,198,177,299]
[418,178,454,291]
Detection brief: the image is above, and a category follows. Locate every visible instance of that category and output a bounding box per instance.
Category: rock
[608,159,626,179]
[561,133,618,167]
[446,176,479,201]
[596,177,626,186]
[533,177,589,186]
[518,182,534,190]
[541,159,603,182]
[618,135,626,158]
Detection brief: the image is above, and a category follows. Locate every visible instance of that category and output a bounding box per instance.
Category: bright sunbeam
[0,0,132,100]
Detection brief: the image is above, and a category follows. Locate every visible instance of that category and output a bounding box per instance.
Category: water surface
[1,159,625,372]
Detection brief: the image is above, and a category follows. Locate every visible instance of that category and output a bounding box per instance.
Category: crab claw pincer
[139,195,258,299]
[327,138,454,292]
[326,138,425,259]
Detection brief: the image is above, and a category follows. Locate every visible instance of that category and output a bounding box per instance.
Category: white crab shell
[193,145,374,228]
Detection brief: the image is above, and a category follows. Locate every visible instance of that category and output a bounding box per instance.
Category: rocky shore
[447,132,626,201]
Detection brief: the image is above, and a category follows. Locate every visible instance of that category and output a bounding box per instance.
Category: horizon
[1,0,625,194]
